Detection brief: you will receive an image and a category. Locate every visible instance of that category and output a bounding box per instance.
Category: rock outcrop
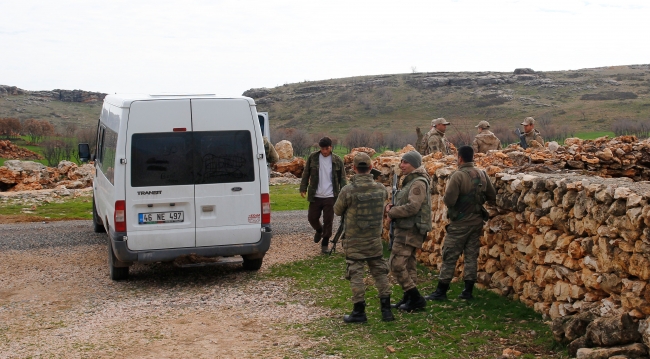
[0,140,42,160]
[0,160,94,192]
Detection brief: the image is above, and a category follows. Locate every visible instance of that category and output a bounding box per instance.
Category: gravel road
[0,210,343,359]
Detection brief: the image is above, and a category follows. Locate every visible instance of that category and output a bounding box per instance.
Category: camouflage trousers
[388,241,418,292]
[439,223,484,283]
[346,258,392,303]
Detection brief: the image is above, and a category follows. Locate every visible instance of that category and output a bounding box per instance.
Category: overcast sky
[1,0,648,96]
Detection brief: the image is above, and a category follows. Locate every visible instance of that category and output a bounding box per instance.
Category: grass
[574,131,616,140]
[269,184,309,211]
[267,245,568,358]
[0,196,93,220]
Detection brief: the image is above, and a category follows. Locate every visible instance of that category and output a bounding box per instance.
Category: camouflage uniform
[334,173,391,303]
[439,162,496,282]
[387,166,432,291]
[263,136,279,165]
[416,128,425,154]
[424,129,450,156]
[524,129,544,148]
[472,131,501,154]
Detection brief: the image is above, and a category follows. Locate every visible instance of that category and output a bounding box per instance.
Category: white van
[79,94,272,280]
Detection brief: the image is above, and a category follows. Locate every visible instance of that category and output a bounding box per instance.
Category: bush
[23,119,54,144]
[612,119,650,138]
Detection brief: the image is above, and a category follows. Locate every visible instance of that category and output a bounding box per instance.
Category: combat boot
[425,281,450,301]
[390,292,408,309]
[380,296,395,322]
[398,287,426,312]
[459,280,475,300]
[313,230,322,243]
[343,301,367,323]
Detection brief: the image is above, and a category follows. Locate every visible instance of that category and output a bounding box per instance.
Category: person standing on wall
[385,150,432,312]
[300,136,347,254]
[333,153,394,323]
[426,145,496,301]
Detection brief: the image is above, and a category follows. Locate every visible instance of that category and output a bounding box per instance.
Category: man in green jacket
[334,153,393,323]
[300,137,347,254]
[426,145,496,301]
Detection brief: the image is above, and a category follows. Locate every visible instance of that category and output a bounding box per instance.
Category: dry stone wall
[369,137,650,355]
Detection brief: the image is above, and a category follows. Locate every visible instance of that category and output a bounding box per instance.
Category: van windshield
[131,130,255,187]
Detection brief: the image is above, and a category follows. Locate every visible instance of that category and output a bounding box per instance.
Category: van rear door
[191,99,262,247]
[125,99,196,251]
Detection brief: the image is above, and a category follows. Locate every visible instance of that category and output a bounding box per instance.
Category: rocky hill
[244,64,650,140]
[2,64,650,138]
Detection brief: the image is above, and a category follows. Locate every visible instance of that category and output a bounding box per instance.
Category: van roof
[104,94,256,108]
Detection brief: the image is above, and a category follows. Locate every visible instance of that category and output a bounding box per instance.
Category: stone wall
[370,137,650,357]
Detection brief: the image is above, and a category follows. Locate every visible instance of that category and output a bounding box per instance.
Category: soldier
[472,121,501,154]
[422,118,451,156]
[415,127,425,154]
[426,146,496,301]
[263,136,279,165]
[333,153,394,323]
[521,117,544,148]
[300,137,347,254]
[385,151,432,312]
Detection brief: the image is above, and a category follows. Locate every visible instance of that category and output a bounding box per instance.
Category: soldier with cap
[385,150,432,312]
[521,117,544,148]
[426,146,496,301]
[421,118,451,156]
[472,121,501,154]
[334,152,394,323]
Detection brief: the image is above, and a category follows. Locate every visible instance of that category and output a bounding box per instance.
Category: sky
[1,0,649,96]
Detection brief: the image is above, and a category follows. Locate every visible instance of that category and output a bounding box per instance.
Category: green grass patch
[574,131,616,140]
[269,184,308,211]
[267,245,567,358]
[0,195,92,220]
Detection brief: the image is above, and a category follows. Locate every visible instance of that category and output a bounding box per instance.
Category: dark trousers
[308,197,335,246]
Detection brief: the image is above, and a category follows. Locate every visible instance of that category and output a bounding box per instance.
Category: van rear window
[131,131,255,187]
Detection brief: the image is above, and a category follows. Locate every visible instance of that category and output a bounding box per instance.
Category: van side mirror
[78,143,91,162]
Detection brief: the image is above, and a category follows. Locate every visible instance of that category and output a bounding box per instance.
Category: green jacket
[300,151,347,202]
[444,162,497,226]
[333,174,388,260]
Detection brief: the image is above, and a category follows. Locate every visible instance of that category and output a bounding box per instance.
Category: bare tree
[41,139,67,166]
[23,119,54,144]
[492,127,517,147]
[445,119,475,148]
[384,131,414,150]
[344,129,372,150]
[0,118,22,139]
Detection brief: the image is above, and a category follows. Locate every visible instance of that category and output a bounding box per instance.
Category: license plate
[138,211,184,224]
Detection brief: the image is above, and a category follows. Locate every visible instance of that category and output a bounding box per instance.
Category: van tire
[108,240,129,280]
[242,256,263,271]
[92,198,105,233]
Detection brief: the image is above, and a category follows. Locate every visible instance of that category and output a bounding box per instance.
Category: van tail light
[261,193,271,224]
[115,200,127,232]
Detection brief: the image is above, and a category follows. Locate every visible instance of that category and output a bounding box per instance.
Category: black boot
[459,280,475,300]
[390,292,408,309]
[425,281,450,301]
[398,287,426,312]
[313,230,322,243]
[380,296,395,322]
[343,301,367,323]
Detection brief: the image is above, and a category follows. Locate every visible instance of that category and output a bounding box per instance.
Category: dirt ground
[0,218,338,359]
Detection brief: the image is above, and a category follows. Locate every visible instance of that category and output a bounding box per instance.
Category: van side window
[258,115,265,135]
[96,127,105,165]
[100,127,118,185]
[195,130,255,184]
[131,133,194,187]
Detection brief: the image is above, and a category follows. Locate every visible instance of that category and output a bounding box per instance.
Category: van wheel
[242,256,263,271]
[108,240,129,280]
[92,197,105,233]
